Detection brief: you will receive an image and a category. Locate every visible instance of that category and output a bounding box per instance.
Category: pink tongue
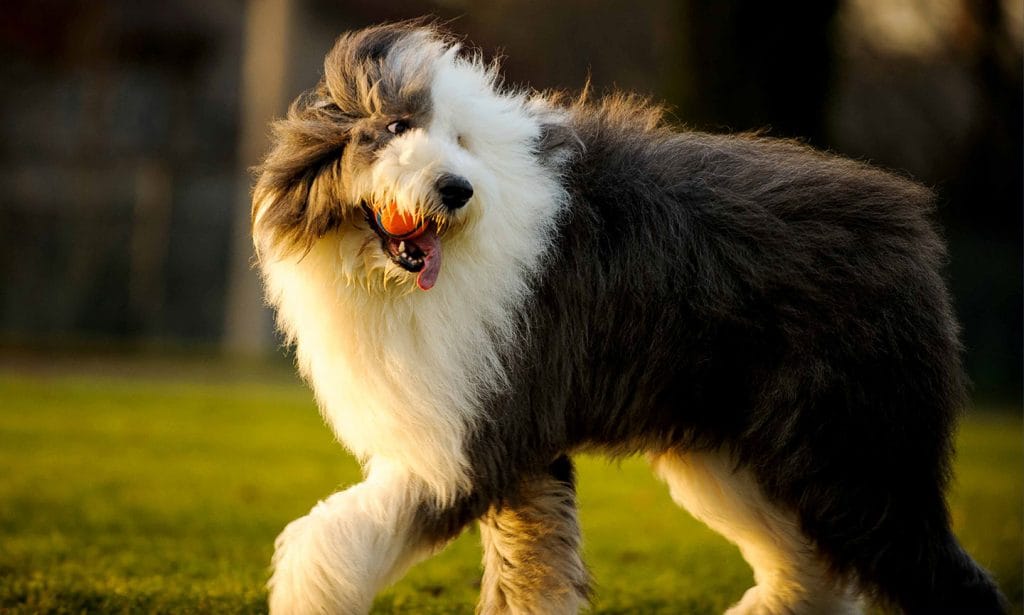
[410,229,442,290]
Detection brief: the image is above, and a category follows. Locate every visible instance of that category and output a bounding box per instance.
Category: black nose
[436,174,473,210]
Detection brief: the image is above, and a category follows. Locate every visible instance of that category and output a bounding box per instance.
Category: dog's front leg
[477,456,590,615]
[268,462,451,615]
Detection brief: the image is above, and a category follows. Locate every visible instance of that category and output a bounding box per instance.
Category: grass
[0,368,1020,614]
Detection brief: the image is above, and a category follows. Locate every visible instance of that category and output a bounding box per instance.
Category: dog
[251,20,1006,615]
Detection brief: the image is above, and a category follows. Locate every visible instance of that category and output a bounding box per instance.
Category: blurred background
[0,0,1020,403]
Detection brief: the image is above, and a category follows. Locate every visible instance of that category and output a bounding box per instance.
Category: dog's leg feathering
[268,462,454,615]
[478,456,590,615]
[651,450,862,615]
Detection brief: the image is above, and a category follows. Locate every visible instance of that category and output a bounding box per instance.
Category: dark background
[0,0,1020,403]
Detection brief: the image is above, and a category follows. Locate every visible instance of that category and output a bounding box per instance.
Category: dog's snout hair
[436,173,473,210]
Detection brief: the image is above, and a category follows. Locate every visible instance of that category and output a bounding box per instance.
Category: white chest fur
[262,174,562,504]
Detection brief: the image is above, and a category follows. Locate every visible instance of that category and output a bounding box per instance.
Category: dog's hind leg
[268,460,463,615]
[651,450,862,615]
[477,456,590,615]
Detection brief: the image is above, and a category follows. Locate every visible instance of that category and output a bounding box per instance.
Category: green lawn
[0,369,1020,614]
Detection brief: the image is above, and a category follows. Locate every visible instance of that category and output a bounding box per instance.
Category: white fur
[259,42,566,614]
[268,462,436,615]
[651,450,863,615]
[261,49,564,502]
[256,45,561,503]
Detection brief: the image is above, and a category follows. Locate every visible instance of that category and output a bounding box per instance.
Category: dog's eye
[387,120,410,136]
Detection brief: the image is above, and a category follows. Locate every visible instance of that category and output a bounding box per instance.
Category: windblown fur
[253,20,1007,615]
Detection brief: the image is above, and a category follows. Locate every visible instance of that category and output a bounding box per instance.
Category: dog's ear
[252,92,354,258]
[534,119,580,165]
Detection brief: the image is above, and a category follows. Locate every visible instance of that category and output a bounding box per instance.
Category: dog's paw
[268,515,322,615]
[267,511,370,615]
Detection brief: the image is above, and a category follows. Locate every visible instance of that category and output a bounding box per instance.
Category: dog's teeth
[398,241,405,253]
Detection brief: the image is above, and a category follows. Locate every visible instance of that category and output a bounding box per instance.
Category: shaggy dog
[252,21,1006,615]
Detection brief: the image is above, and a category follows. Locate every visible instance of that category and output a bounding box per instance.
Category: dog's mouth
[362,204,443,291]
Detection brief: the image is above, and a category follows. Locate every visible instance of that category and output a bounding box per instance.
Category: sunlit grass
[0,371,1019,613]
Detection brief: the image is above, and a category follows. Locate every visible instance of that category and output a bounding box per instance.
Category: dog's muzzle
[359,174,473,291]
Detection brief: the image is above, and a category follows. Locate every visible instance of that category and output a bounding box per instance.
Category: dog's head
[252,21,572,294]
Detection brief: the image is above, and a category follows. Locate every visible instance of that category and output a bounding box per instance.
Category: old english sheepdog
[251,21,1006,615]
